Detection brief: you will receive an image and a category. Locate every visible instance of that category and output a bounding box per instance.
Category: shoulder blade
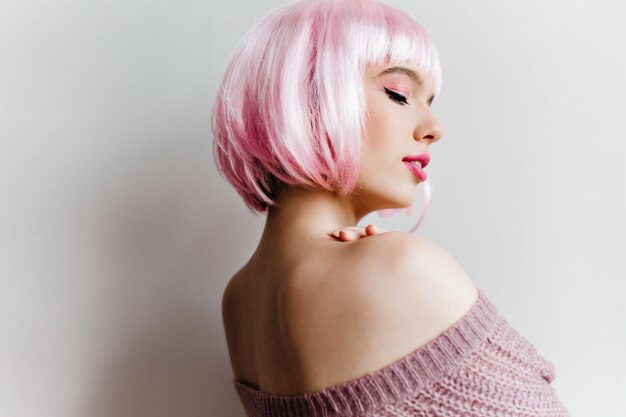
[279,232,479,391]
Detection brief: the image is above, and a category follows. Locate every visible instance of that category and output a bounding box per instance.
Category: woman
[212,0,570,416]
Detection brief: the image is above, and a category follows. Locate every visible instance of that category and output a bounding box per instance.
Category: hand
[329,224,388,241]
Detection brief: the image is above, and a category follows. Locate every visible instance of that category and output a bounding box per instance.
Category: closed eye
[384,87,409,106]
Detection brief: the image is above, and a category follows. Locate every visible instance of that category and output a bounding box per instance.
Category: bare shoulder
[278,232,479,391]
[330,231,479,316]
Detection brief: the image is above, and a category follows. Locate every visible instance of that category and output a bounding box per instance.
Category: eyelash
[384,87,409,106]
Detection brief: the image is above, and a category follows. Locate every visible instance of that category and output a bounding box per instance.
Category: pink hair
[211,0,442,216]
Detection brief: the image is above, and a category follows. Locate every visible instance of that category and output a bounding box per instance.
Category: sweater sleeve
[370,317,569,417]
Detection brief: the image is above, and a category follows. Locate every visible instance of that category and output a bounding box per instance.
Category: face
[354,61,444,212]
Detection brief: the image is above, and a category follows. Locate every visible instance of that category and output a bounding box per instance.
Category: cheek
[365,111,406,159]
[365,97,397,145]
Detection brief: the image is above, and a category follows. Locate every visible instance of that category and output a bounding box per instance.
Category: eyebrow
[378,66,435,105]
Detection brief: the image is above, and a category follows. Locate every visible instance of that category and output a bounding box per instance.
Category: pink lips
[402,153,430,167]
[402,153,430,181]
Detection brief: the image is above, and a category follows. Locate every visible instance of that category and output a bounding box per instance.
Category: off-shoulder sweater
[233,288,570,417]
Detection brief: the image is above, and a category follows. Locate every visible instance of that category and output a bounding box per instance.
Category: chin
[395,198,414,210]
[398,182,418,207]
[381,192,414,211]
[360,178,415,209]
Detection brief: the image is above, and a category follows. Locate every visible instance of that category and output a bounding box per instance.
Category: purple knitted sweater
[233,288,570,417]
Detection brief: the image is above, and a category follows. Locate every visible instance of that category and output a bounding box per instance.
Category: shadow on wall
[79,152,240,417]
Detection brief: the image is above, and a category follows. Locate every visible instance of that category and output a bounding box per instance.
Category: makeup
[403,160,427,181]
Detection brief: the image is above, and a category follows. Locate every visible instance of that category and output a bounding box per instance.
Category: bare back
[221,232,479,395]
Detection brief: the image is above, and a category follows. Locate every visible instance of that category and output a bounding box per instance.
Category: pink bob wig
[211,0,442,216]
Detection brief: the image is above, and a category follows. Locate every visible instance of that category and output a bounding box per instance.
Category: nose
[414,113,444,144]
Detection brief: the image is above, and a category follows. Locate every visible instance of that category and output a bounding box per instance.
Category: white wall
[1,1,624,416]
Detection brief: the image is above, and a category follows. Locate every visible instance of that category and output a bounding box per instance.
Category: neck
[250,183,371,265]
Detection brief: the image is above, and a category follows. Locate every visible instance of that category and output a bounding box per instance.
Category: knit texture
[233,288,570,417]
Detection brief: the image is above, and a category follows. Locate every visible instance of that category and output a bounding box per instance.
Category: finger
[339,229,360,240]
[332,227,371,241]
[365,224,387,235]
[331,229,355,241]
[340,226,377,240]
